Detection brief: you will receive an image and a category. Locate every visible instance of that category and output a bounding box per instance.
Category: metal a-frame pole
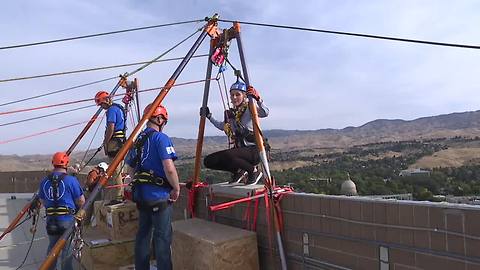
[38,16,217,270]
[192,41,215,184]
[0,78,125,242]
[134,78,141,122]
[233,21,288,270]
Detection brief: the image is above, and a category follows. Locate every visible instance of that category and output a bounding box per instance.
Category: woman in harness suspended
[203,80,269,185]
[38,152,85,270]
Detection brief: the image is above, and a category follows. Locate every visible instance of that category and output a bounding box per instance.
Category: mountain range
[2,110,480,171]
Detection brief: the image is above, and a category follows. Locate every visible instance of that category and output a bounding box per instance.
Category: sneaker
[246,171,263,185]
[105,199,124,206]
[229,170,247,184]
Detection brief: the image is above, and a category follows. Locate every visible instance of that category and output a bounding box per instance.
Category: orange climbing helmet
[94,91,110,105]
[143,103,168,120]
[52,152,69,168]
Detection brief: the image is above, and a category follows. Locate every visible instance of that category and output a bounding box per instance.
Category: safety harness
[111,103,127,139]
[45,173,76,236]
[131,130,173,189]
[224,103,254,148]
[105,103,128,157]
[46,173,75,217]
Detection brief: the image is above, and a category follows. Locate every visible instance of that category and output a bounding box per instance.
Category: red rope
[243,191,253,230]
[187,182,209,217]
[0,78,216,116]
[0,98,93,116]
[0,119,99,145]
[104,183,129,189]
[251,194,261,231]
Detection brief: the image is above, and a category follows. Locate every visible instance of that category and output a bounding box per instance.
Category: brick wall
[173,188,480,270]
[2,171,479,270]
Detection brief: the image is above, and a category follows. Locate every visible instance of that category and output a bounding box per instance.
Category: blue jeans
[135,204,173,270]
[46,219,74,270]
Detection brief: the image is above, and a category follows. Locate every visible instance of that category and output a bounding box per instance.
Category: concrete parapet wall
[0,171,48,193]
[0,171,87,193]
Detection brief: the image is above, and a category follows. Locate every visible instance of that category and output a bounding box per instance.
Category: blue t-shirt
[106,103,125,132]
[126,127,177,202]
[38,172,83,222]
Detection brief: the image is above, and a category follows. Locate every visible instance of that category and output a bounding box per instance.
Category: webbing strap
[113,130,126,138]
[46,206,74,216]
[133,171,170,188]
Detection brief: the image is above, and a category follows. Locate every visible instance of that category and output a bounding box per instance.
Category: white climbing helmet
[97,162,109,172]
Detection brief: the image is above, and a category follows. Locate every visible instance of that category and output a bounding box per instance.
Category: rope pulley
[210,26,236,66]
[121,78,137,106]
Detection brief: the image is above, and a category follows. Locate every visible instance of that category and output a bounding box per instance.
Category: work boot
[229,170,247,184]
[245,171,263,185]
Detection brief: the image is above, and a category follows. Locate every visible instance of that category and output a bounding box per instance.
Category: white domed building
[341,173,358,196]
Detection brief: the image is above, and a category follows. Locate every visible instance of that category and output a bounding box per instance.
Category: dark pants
[204,146,260,176]
[135,204,173,270]
[46,219,74,270]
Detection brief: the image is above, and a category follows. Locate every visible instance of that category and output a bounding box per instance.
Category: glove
[75,209,86,222]
[200,106,211,119]
[225,109,235,120]
[247,86,261,101]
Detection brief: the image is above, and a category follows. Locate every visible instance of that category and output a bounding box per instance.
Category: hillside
[2,110,480,171]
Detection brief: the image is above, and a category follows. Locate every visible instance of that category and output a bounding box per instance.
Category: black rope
[79,116,105,171]
[218,19,480,50]
[0,104,96,127]
[127,27,204,76]
[0,19,204,50]
[0,54,208,83]
[10,215,32,232]
[0,77,118,107]
[81,146,103,172]
[14,214,37,270]
[0,26,206,109]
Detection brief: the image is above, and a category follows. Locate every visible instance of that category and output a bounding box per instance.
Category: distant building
[399,168,430,177]
[367,193,413,200]
[309,177,331,184]
[445,195,480,205]
[341,173,357,196]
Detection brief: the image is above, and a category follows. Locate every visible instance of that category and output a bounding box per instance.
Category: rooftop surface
[0,194,47,270]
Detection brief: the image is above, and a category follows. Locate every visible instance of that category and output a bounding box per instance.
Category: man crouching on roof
[38,152,85,270]
[125,103,180,270]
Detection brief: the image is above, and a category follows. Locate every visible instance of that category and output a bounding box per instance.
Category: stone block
[80,229,135,270]
[96,201,138,241]
[172,218,259,270]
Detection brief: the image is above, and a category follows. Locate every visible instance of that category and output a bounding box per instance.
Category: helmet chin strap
[148,117,167,130]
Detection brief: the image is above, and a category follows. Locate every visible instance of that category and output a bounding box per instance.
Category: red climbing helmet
[143,103,168,120]
[94,91,110,105]
[52,152,69,168]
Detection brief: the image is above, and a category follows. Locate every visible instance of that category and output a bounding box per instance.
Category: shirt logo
[43,180,66,201]
[166,146,175,155]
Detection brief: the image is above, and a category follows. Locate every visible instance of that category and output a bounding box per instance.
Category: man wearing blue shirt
[38,152,85,270]
[95,90,127,205]
[126,103,180,270]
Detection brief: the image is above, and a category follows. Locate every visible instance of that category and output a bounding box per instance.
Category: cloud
[1,0,480,154]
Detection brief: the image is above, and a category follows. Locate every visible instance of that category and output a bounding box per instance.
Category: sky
[1,1,480,155]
